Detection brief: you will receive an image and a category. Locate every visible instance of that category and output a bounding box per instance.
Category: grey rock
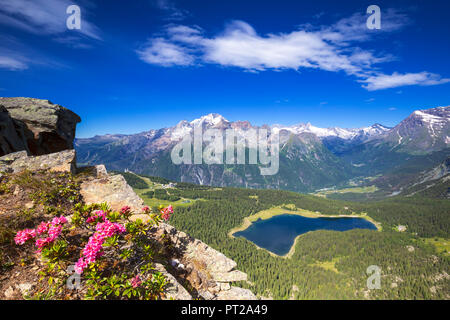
[15,282,34,296]
[198,289,215,300]
[156,223,254,298]
[80,173,145,212]
[4,286,15,299]
[0,106,26,156]
[211,270,247,283]
[154,263,192,300]
[215,286,257,300]
[219,282,231,291]
[0,149,77,174]
[0,150,27,163]
[160,223,237,275]
[94,164,108,177]
[0,97,80,156]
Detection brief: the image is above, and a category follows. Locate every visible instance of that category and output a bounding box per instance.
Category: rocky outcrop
[0,98,256,300]
[153,263,192,300]
[156,223,256,300]
[0,149,76,174]
[0,106,27,155]
[0,97,81,156]
[78,167,256,300]
[80,172,145,212]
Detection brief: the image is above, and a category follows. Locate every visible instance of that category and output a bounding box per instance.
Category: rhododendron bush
[14,203,174,300]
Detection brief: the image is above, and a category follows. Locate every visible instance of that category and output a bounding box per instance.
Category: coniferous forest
[125,177,450,300]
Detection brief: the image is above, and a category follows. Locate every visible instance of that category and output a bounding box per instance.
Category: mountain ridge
[75,106,450,194]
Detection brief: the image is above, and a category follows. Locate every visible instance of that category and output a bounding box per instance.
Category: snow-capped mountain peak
[190,113,229,127]
[383,106,450,152]
[271,122,390,141]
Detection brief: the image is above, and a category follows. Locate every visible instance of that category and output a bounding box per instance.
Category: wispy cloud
[361,72,450,91]
[0,36,29,70]
[0,0,101,70]
[0,0,101,40]
[319,8,410,43]
[153,0,189,21]
[136,9,449,91]
[0,35,68,71]
[0,55,28,70]
[137,37,195,66]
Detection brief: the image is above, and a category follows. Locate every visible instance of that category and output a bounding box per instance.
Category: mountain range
[75,106,450,194]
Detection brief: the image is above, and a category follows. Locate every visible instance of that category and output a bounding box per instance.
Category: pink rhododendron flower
[86,210,106,224]
[14,229,36,245]
[52,216,68,226]
[142,206,150,214]
[160,205,174,221]
[130,275,142,288]
[35,238,49,250]
[15,215,68,251]
[75,220,126,274]
[36,222,50,235]
[120,206,131,215]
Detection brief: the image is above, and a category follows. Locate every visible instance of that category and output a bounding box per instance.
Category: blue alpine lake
[234,214,377,256]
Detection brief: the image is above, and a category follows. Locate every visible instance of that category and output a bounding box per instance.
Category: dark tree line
[168,187,450,299]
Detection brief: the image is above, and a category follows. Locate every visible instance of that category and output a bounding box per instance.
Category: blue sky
[0,0,449,138]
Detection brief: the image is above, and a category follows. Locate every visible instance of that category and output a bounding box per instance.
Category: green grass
[131,175,197,209]
[315,185,379,197]
[309,257,342,273]
[421,237,450,257]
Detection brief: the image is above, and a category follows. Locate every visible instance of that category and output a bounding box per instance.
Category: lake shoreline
[228,205,381,258]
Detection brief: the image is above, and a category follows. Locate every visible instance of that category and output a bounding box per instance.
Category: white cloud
[320,9,410,43]
[0,0,101,40]
[136,38,195,66]
[361,72,450,91]
[137,19,389,76]
[0,55,28,70]
[201,21,361,74]
[154,0,189,21]
[137,9,449,91]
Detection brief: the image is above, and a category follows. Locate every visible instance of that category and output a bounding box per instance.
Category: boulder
[210,270,247,283]
[0,106,26,156]
[80,173,145,212]
[0,149,77,174]
[0,97,81,156]
[4,286,15,299]
[153,263,192,300]
[157,223,256,299]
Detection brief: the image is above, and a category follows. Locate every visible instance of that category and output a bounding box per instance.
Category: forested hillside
[123,174,450,300]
